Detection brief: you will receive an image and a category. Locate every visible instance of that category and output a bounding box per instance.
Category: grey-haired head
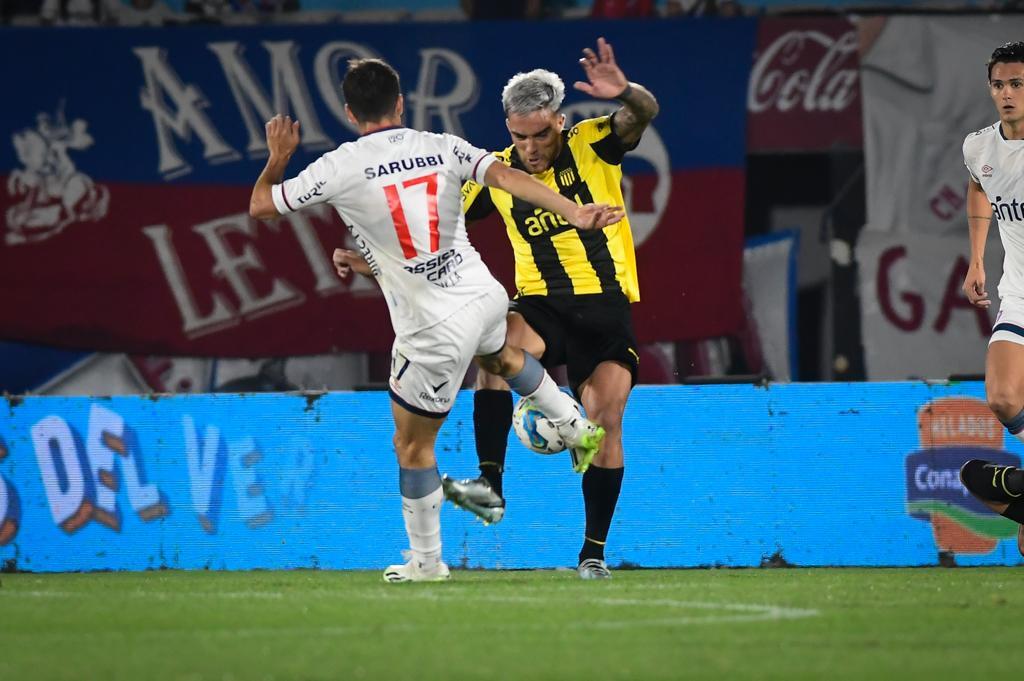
[501,69,565,117]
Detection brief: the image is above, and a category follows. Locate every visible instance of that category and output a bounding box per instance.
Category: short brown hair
[342,58,402,123]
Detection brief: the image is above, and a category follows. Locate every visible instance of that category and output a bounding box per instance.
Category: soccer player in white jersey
[249,58,619,582]
[960,41,1024,556]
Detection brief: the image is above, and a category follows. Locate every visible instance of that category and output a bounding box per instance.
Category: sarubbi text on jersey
[364,154,445,179]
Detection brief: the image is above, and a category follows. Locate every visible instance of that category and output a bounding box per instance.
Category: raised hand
[573,37,629,100]
[265,114,300,159]
[573,203,626,231]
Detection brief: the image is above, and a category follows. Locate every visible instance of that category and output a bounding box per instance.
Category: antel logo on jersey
[747,28,859,115]
[905,397,1019,555]
[990,196,1024,222]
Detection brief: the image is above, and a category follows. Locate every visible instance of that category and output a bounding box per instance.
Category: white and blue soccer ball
[512,396,568,455]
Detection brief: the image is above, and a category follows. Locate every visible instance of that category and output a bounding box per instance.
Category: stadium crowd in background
[1,0,752,25]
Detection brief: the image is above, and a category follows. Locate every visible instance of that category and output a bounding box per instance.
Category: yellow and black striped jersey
[461,114,640,302]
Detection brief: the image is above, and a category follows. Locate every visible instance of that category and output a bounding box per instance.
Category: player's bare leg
[383,402,450,583]
[468,313,547,497]
[441,359,521,526]
[985,340,1024,430]
[445,314,605,525]
[962,338,1024,557]
[575,361,632,579]
[478,341,604,469]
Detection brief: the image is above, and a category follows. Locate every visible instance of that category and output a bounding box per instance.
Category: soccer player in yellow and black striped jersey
[442,38,659,580]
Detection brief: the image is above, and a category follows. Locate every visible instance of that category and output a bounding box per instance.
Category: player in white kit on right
[960,41,1024,556]
[250,58,619,582]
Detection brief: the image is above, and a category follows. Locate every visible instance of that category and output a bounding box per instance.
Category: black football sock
[1001,500,1024,524]
[579,465,624,563]
[474,389,512,498]
[961,459,1024,503]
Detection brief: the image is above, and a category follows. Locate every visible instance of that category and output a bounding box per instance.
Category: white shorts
[991,295,1024,346]
[388,286,508,417]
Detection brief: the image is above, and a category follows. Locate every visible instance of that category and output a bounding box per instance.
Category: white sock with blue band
[399,466,442,569]
[505,351,577,424]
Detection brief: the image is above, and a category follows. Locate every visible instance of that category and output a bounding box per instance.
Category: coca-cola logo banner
[747,18,863,152]
[0,20,756,356]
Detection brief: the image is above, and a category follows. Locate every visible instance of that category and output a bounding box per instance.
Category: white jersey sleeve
[443,134,497,185]
[271,152,347,215]
[962,134,981,184]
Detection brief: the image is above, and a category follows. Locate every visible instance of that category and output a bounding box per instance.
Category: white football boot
[577,558,612,580]
[383,551,450,583]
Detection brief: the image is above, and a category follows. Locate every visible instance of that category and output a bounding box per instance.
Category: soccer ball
[512,397,568,455]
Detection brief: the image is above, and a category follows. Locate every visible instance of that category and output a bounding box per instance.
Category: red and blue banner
[0,19,755,356]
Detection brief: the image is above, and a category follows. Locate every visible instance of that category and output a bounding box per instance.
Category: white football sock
[402,486,443,569]
[525,372,580,425]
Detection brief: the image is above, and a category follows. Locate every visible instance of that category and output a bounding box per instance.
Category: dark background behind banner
[0,19,755,356]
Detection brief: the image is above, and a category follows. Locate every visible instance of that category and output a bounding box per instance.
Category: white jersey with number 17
[271,127,500,336]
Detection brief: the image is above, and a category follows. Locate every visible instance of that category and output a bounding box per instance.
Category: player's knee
[587,399,626,433]
[475,367,507,390]
[392,431,425,465]
[986,388,1022,424]
[476,353,504,377]
[392,431,411,457]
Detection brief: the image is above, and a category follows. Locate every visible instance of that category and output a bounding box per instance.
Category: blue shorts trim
[388,388,449,419]
[994,322,1024,338]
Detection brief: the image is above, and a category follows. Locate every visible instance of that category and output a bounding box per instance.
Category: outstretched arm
[963,178,992,309]
[483,162,624,230]
[574,37,659,149]
[250,114,300,220]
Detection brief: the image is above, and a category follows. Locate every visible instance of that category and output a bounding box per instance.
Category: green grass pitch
[1,567,1019,680]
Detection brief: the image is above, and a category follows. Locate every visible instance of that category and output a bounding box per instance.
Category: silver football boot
[441,474,506,525]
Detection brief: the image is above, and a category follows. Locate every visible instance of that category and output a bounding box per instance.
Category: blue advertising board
[1,382,1021,572]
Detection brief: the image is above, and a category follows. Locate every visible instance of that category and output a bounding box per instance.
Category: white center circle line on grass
[2,588,820,628]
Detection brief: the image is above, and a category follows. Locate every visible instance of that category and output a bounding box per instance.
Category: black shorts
[509,292,639,398]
